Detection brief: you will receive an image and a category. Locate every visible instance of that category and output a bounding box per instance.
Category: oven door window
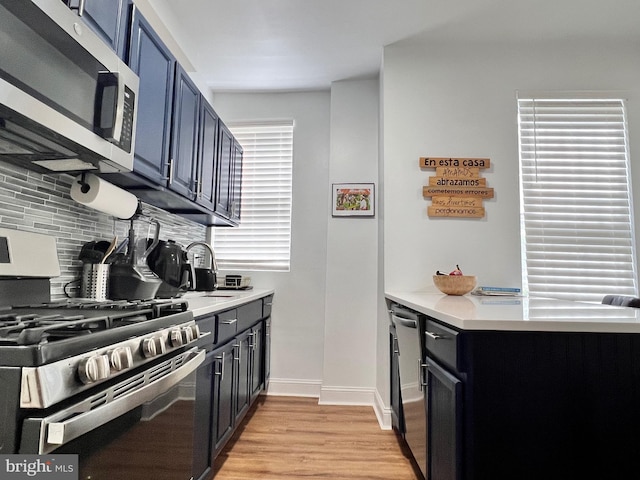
[54,374,197,480]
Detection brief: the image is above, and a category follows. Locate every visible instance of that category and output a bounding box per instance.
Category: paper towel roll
[70,173,139,219]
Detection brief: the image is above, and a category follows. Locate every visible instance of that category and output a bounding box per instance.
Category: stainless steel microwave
[0,0,138,174]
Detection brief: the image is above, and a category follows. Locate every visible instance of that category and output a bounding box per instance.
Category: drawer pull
[426,331,447,340]
[221,318,238,325]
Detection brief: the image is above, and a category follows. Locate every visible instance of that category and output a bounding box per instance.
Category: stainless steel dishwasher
[390,303,427,479]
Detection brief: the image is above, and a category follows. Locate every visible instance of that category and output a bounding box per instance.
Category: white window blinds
[517,96,637,302]
[213,121,294,272]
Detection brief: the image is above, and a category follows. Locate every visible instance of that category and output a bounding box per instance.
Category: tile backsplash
[0,161,206,299]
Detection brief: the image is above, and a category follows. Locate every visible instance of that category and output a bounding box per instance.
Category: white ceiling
[146,0,640,93]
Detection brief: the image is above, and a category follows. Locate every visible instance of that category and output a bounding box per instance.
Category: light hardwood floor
[213,395,420,480]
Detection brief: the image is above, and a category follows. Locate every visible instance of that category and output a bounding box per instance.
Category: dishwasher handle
[391,313,418,329]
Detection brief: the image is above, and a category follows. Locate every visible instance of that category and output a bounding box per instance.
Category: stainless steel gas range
[0,228,205,480]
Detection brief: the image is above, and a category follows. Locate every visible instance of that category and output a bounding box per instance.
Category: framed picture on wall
[332,183,375,217]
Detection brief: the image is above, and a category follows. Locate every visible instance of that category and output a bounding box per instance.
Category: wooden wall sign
[420,157,493,218]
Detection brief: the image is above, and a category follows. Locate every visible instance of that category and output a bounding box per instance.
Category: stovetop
[0,298,193,367]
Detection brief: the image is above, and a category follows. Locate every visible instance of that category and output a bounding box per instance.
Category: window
[517,95,637,302]
[213,120,294,272]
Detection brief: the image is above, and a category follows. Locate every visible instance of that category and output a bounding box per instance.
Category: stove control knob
[109,346,133,371]
[187,324,200,341]
[78,354,111,384]
[169,328,184,348]
[142,336,166,358]
[181,326,194,344]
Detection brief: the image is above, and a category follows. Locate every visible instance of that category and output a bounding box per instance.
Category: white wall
[211,91,331,396]
[382,36,640,293]
[320,78,380,405]
[212,81,381,405]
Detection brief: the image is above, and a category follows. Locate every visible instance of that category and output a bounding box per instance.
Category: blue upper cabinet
[230,140,243,223]
[216,121,234,220]
[169,64,201,199]
[197,100,220,211]
[127,5,176,185]
[215,121,243,223]
[66,0,128,58]
[91,3,242,226]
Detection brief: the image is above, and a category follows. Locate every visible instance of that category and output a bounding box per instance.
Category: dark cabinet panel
[215,121,234,219]
[426,356,461,480]
[250,322,264,400]
[196,100,219,210]
[212,340,236,455]
[127,6,175,184]
[230,140,243,223]
[169,64,200,199]
[216,309,238,345]
[66,0,127,57]
[237,300,262,331]
[234,330,252,424]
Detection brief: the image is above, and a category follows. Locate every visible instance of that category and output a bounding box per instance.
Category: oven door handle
[21,348,205,455]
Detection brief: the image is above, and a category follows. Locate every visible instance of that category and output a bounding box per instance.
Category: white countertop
[385,290,640,333]
[183,288,274,317]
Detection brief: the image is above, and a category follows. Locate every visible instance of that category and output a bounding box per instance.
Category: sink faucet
[185,241,218,273]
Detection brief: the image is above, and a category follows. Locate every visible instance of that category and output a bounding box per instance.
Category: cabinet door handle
[418,360,428,391]
[71,0,86,16]
[168,159,174,184]
[214,352,225,381]
[233,343,241,362]
[426,331,447,340]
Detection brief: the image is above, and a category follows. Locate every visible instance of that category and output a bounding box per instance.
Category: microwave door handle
[96,72,124,144]
[21,348,204,455]
[111,73,125,144]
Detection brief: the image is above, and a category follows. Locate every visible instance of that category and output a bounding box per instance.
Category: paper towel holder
[77,173,91,194]
[74,173,142,219]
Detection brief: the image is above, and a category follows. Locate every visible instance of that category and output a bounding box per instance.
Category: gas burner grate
[0,313,110,346]
[14,298,189,313]
[0,298,189,347]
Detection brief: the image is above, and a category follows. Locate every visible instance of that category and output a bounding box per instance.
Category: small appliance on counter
[109,217,163,300]
[185,241,218,291]
[217,275,252,290]
[146,239,192,298]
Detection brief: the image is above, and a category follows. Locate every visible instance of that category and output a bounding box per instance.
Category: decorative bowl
[433,275,477,296]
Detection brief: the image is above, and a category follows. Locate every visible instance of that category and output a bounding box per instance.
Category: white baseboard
[373,388,392,430]
[318,385,375,405]
[264,378,322,397]
[264,380,392,431]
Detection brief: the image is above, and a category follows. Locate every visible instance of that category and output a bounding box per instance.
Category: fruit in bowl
[433,265,476,295]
